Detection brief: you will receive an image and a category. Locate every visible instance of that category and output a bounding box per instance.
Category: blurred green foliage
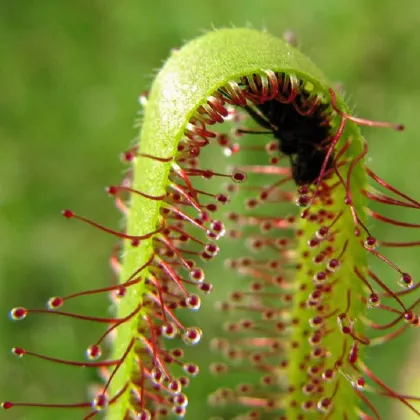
[1,1,419,419]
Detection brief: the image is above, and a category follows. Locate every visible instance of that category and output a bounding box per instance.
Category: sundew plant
[3,28,420,420]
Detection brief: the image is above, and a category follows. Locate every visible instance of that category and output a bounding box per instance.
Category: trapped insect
[224,75,334,185]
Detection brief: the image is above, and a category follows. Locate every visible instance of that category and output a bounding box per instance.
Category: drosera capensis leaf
[3,28,419,420]
[108,26,352,419]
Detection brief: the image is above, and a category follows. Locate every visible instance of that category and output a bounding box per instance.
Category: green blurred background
[1,1,419,419]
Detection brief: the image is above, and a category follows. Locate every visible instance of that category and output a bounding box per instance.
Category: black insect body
[244,93,333,185]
